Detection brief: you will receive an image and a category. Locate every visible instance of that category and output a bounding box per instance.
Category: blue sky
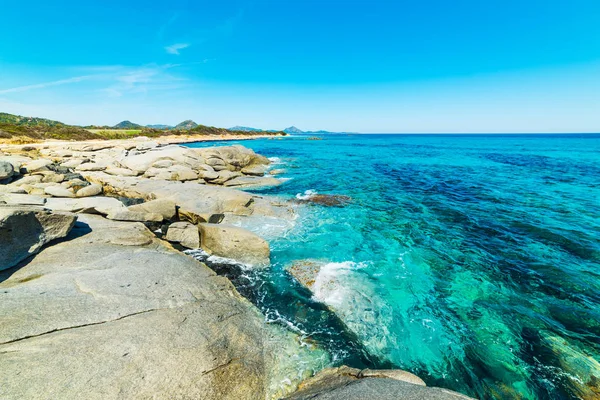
[0,0,599,132]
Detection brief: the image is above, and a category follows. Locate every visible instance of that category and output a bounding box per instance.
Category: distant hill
[229,126,264,132]
[146,124,173,129]
[283,126,304,134]
[113,120,143,129]
[0,112,66,127]
[0,112,100,141]
[174,120,198,130]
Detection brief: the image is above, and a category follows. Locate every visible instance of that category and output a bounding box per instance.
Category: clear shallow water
[187,134,600,399]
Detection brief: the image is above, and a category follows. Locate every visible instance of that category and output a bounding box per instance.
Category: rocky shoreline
[0,136,473,399]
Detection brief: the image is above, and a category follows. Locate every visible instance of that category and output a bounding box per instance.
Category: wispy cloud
[165,43,190,55]
[100,64,187,97]
[0,75,95,94]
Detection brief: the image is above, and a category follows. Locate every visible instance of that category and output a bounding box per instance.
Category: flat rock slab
[0,214,324,399]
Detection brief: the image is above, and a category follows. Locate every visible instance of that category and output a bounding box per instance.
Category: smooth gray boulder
[285,366,474,400]
[165,221,200,249]
[44,197,127,216]
[0,214,324,399]
[0,161,14,180]
[75,183,103,197]
[22,159,52,173]
[127,198,177,220]
[241,164,268,176]
[209,170,242,185]
[0,207,76,271]
[199,223,270,266]
[44,185,76,198]
[106,210,163,222]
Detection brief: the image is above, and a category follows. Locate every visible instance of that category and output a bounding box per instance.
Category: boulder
[62,179,90,190]
[135,141,159,151]
[223,176,282,188]
[165,221,200,249]
[0,193,46,206]
[152,160,173,168]
[198,223,270,267]
[106,210,163,222]
[0,214,323,399]
[241,164,267,176]
[10,175,42,186]
[22,159,52,173]
[60,159,84,168]
[79,143,114,151]
[76,162,108,172]
[285,366,473,400]
[269,169,287,176]
[197,168,220,180]
[127,198,177,220]
[0,161,14,180]
[44,186,76,198]
[82,173,257,218]
[0,207,76,271]
[40,172,65,183]
[209,170,242,185]
[120,146,194,174]
[104,166,139,177]
[167,165,198,181]
[75,183,103,198]
[44,197,128,216]
[197,145,269,170]
[0,155,32,171]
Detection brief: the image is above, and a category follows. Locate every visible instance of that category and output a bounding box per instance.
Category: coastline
[0,136,473,399]
[0,133,283,148]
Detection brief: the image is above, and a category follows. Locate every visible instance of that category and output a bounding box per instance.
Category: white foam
[311,261,357,308]
[184,248,255,270]
[296,189,317,200]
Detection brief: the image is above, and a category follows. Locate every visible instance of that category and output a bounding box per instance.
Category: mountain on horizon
[283,126,304,134]
[113,120,143,129]
[146,124,173,129]
[174,120,198,130]
[229,126,264,132]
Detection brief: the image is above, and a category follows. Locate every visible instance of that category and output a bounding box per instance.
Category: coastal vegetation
[0,112,287,143]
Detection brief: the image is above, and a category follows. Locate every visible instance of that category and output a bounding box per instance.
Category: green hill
[0,112,100,141]
[0,112,66,127]
[113,120,143,129]
[174,120,198,130]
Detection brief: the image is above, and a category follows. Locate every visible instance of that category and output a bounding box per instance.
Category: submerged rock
[294,191,352,207]
[199,223,270,267]
[0,206,76,271]
[285,366,473,400]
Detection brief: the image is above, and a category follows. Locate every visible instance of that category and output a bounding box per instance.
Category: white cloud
[0,75,95,94]
[165,43,190,55]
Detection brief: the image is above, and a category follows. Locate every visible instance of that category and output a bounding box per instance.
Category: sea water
[186,134,600,399]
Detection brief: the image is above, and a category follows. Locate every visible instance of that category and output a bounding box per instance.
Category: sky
[0,0,599,133]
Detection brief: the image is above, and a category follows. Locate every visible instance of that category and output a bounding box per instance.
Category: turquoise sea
[187,134,600,399]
